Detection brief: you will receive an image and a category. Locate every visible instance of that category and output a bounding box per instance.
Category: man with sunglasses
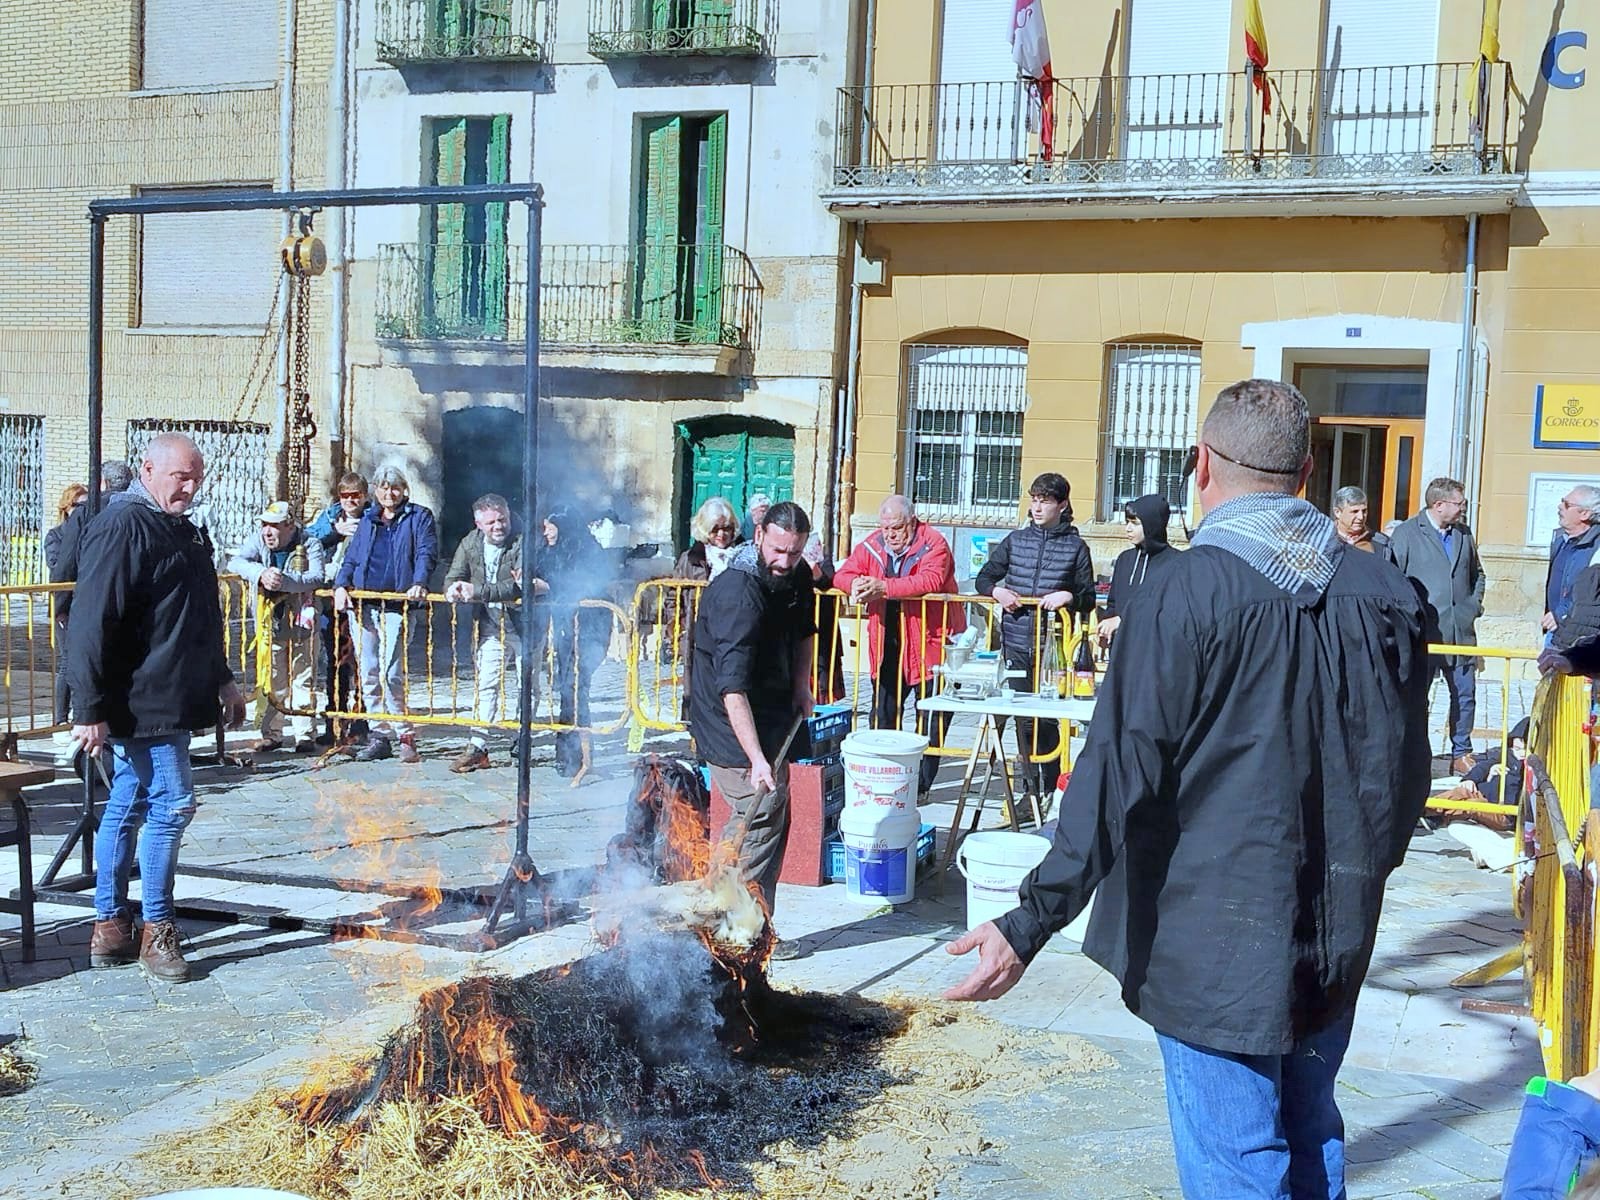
[309,473,373,745]
[947,379,1431,1199]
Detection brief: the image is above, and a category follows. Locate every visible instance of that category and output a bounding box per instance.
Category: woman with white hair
[333,463,439,764]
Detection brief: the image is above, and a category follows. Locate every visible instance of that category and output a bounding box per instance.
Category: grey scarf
[1191,493,1343,606]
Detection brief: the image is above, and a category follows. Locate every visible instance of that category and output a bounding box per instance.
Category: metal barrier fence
[631,578,1098,774]
[0,577,255,739]
[253,590,632,737]
[1523,673,1598,1081]
[1421,645,1540,825]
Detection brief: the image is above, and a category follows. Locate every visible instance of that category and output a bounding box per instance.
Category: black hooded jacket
[1103,495,1176,620]
[975,518,1096,658]
[534,511,613,652]
[64,483,233,738]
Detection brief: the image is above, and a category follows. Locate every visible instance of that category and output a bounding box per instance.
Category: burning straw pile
[105,756,1116,1199]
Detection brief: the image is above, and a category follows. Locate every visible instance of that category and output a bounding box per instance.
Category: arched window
[1101,342,1199,519]
[904,341,1027,523]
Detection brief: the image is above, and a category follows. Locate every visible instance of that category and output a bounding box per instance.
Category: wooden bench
[0,762,61,960]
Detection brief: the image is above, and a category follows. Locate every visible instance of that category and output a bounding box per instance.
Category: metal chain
[286,271,317,517]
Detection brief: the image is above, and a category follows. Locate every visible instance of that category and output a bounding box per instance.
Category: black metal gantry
[36,183,554,951]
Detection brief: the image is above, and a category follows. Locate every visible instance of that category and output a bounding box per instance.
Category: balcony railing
[375,242,761,350]
[588,0,771,57]
[375,0,550,64]
[834,62,1517,194]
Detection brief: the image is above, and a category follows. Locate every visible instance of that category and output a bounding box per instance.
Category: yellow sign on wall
[1534,384,1600,449]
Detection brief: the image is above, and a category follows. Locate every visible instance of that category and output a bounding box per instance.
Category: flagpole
[1245,63,1255,163]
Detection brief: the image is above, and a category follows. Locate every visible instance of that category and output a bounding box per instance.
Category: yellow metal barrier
[0,583,74,737]
[630,578,1100,775]
[1421,644,1541,824]
[255,589,632,736]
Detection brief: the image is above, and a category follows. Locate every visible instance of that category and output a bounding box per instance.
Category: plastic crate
[801,703,854,756]
[826,823,936,884]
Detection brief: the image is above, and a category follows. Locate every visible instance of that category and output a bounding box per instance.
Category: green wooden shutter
[747,433,795,504]
[691,113,727,342]
[694,0,733,39]
[636,115,682,341]
[483,113,511,336]
[429,117,469,336]
[471,0,512,54]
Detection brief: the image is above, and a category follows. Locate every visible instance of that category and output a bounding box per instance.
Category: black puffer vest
[992,521,1095,658]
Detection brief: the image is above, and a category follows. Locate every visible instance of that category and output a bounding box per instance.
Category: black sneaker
[354,737,393,763]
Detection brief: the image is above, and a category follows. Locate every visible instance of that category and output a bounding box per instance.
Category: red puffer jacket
[833,522,967,686]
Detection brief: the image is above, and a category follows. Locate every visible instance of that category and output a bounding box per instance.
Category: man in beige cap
[228,500,325,752]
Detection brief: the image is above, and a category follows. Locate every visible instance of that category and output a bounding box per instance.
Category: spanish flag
[1244,0,1271,114]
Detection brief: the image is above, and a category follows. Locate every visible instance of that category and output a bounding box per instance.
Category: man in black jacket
[67,434,246,984]
[688,501,816,925]
[947,380,1431,1197]
[975,472,1096,796]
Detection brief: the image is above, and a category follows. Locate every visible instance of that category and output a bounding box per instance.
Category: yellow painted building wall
[0,0,331,573]
[853,1,1600,628]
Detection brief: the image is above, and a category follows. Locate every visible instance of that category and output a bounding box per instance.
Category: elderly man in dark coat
[1389,477,1486,775]
[945,379,1432,1198]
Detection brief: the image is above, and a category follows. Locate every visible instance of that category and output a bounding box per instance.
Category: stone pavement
[0,727,1541,1199]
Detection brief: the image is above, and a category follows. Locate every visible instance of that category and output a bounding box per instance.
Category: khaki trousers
[710,762,791,916]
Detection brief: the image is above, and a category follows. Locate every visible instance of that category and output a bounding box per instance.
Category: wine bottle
[1038,614,1061,697]
[1071,627,1096,697]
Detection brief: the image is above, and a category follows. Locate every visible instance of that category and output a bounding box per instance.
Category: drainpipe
[1454,213,1480,490]
[325,0,351,473]
[834,0,876,556]
[275,0,298,494]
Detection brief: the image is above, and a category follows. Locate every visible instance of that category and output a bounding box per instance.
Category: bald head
[140,433,204,514]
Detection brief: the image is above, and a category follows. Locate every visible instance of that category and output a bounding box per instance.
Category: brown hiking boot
[89,913,138,967]
[139,920,191,983]
[397,735,421,765]
[451,745,491,773]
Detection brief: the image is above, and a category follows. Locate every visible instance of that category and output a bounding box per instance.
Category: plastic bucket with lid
[840,729,927,904]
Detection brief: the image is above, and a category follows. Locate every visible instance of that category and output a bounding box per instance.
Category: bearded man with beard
[688,501,817,924]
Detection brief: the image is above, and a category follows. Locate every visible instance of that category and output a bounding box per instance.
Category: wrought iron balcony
[831,62,1519,215]
[376,242,761,351]
[588,0,771,58]
[375,0,550,64]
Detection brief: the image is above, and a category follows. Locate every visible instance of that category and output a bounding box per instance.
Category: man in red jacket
[834,495,966,798]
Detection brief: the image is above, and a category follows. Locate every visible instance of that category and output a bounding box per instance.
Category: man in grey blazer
[1389,477,1486,775]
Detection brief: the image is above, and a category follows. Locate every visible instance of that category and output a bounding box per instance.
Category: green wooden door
[428,117,469,335]
[679,421,795,547]
[690,114,727,342]
[636,115,683,341]
[482,113,511,336]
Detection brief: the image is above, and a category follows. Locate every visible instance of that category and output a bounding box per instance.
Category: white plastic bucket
[840,730,928,905]
[956,831,1050,930]
[955,830,1095,939]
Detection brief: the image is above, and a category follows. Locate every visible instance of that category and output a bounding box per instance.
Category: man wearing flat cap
[228,500,325,752]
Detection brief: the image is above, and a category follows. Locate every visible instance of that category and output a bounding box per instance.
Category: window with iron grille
[904,343,1027,523]
[128,420,273,564]
[0,416,44,585]
[1101,342,1200,519]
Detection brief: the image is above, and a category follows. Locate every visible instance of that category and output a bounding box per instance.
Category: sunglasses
[1182,443,1301,478]
[339,491,365,499]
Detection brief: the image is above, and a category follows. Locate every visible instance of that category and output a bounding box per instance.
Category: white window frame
[1100,342,1200,520]
[903,342,1028,524]
[140,0,279,92]
[136,185,280,333]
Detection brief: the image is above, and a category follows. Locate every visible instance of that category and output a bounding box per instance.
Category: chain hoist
[280,208,324,519]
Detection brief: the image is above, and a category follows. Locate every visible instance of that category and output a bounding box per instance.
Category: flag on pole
[1010,0,1056,160]
[1244,0,1271,115]
[1468,0,1500,118]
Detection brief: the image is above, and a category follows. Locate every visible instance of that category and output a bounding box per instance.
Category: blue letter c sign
[1543,31,1587,90]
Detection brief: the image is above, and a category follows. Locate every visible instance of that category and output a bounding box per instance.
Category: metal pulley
[280,233,326,277]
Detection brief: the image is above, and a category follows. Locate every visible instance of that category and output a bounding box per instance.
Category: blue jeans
[1157,1011,1355,1200]
[1438,661,1477,758]
[94,734,196,926]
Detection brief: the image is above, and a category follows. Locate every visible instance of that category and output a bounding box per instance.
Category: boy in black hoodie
[1097,493,1176,650]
